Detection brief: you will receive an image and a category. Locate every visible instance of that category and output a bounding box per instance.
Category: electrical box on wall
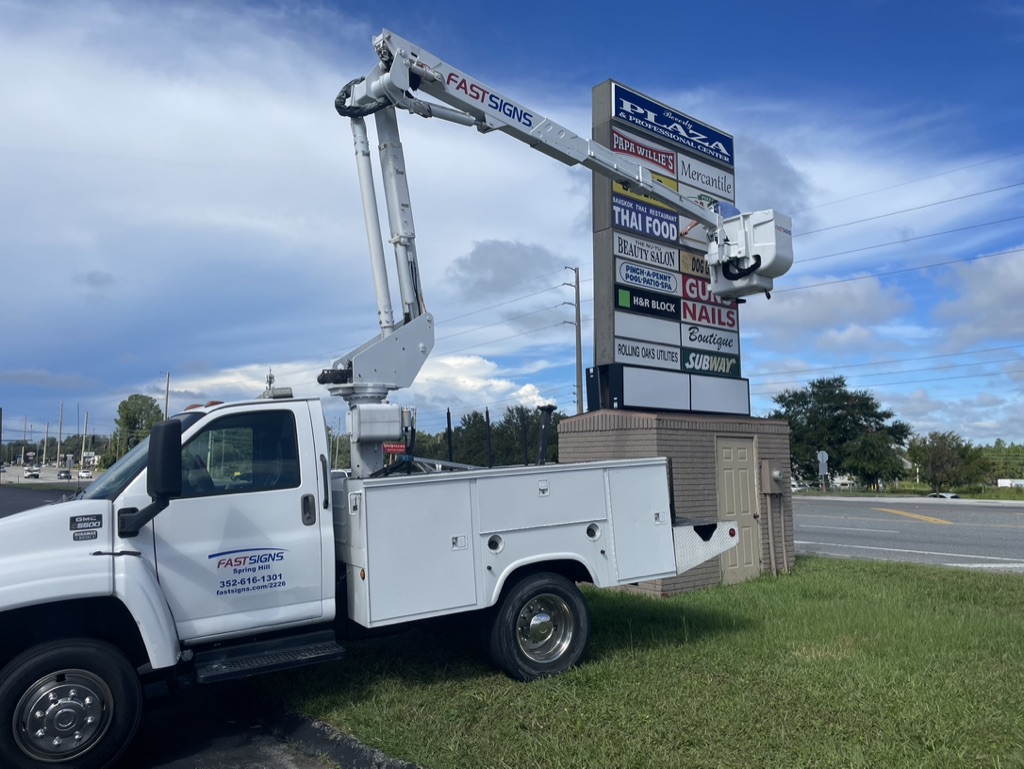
[760,459,786,493]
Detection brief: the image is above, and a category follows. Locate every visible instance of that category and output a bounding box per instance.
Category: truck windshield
[83,412,202,501]
[83,437,151,501]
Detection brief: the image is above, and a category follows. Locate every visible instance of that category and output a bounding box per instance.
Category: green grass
[265,558,1024,769]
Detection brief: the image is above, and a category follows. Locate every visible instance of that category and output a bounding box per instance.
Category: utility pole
[56,401,63,470]
[164,372,170,419]
[80,412,89,469]
[563,266,583,415]
[42,423,49,466]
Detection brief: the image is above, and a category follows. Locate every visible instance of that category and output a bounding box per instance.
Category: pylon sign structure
[588,81,749,415]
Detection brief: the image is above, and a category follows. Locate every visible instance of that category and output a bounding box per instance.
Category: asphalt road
[0,486,417,769]
[793,495,1024,572]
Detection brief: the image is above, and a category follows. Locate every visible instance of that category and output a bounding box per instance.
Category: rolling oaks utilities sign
[614,338,680,371]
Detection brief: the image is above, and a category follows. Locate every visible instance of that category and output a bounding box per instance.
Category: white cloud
[4,1,1024,449]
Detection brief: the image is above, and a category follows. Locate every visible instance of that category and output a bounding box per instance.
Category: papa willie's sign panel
[611,127,676,176]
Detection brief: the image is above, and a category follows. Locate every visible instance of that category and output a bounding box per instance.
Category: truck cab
[0,397,343,769]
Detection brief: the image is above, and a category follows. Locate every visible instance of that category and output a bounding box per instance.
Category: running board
[193,630,345,684]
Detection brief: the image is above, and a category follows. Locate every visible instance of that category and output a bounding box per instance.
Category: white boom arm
[351,31,792,291]
[322,29,793,477]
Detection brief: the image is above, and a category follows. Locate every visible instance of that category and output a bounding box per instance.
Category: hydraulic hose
[335,77,391,118]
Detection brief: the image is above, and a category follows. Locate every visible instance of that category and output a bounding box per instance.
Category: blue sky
[2,0,1023,450]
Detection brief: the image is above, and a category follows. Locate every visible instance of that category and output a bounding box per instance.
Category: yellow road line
[873,507,953,525]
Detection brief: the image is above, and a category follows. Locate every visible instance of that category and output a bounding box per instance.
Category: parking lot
[1,462,94,486]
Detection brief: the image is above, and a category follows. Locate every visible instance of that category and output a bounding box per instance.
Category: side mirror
[147,420,183,499]
[119,419,182,538]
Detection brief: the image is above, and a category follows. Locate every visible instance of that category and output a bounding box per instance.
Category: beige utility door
[716,436,761,585]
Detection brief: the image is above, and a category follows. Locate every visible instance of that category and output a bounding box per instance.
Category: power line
[754,355,1022,392]
[439,282,567,325]
[794,150,1024,214]
[437,303,567,341]
[773,245,1020,294]
[751,343,1024,379]
[435,322,569,357]
[800,213,1024,264]
[751,364,1024,397]
[795,180,1024,237]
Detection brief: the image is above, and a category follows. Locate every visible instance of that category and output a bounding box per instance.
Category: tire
[486,572,590,681]
[0,639,142,769]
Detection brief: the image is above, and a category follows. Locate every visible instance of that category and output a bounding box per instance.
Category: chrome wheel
[13,669,112,762]
[515,592,575,663]
[487,572,591,681]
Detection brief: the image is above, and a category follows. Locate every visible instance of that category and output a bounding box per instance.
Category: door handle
[320,454,329,509]
[301,494,317,526]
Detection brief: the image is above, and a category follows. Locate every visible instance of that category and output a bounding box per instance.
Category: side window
[179,410,301,498]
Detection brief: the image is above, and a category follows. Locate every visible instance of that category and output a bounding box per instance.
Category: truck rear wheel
[0,639,141,769]
[486,572,590,681]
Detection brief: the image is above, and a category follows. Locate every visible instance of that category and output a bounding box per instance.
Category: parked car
[57,469,72,480]
[23,467,39,479]
[927,492,960,499]
[77,469,93,479]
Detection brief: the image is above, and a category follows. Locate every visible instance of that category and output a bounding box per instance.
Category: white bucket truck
[0,29,791,769]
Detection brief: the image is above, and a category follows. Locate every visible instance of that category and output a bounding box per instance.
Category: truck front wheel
[0,639,141,769]
[486,572,590,681]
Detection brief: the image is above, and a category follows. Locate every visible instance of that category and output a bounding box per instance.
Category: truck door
[151,405,326,642]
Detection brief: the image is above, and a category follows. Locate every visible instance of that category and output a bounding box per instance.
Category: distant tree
[844,430,906,489]
[979,440,1024,482]
[412,429,447,463]
[770,376,910,483]
[907,431,990,493]
[962,443,992,489]
[454,410,494,467]
[105,394,164,464]
[492,405,562,466]
[416,405,563,467]
[326,421,351,471]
